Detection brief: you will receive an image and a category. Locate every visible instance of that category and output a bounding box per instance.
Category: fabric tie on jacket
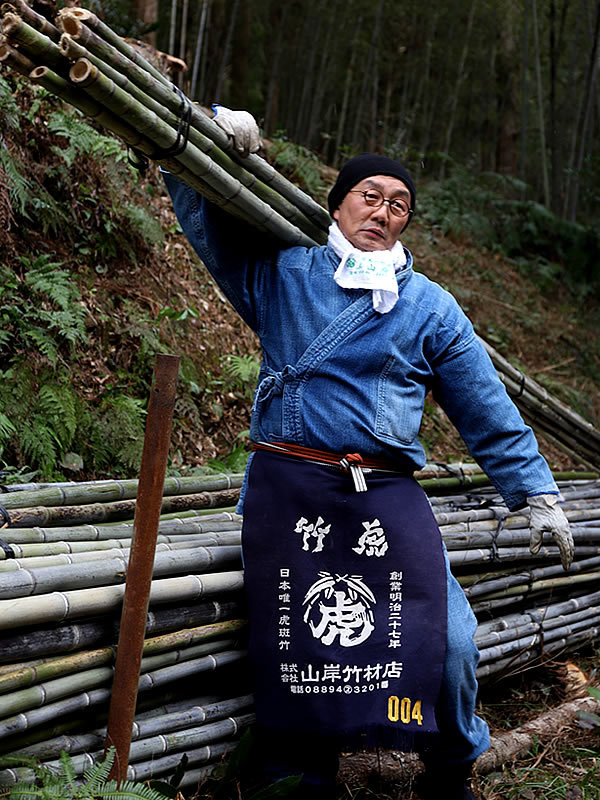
[328,222,406,314]
[253,364,300,409]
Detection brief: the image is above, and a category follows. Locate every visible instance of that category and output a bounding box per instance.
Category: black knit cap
[328,153,416,217]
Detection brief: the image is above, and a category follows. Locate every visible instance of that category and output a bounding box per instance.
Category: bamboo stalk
[475,570,600,601]
[0,39,35,74]
[465,555,600,598]
[0,546,242,599]
[0,599,241,663]
[481,339,600,444]
[3,0,59,41]
[500,375,600,460]
[57,8,168,83]
[475,604,600,649]
[1,12,68,73]
[0,651,246,739]
[0,475,243,511]
[3,487,241,527]
[126,741,233,782]
[0,533,242,567]
[475,591,600,643]
[477,613,600,665]
[448,545,600,567]
[0,620,246,694]
[477,624,600,681]
[3,712,255,782]
[2,514,241,544]
[2,694,253,764]
[0,571,244,631]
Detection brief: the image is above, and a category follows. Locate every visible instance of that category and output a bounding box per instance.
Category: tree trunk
[496,0,520,175]
[197,0,211,102]
[190,0,208,101]
[263,2,289,136]
[176,0,189,87]
[230,0,250,110]
[130,0,158,45]
[532,0,551,207]
[568,0,600,220]
[306,0,340,149]
[215,0,241,102]
[559,0,587,217]
[333,11,362,166]
[168,0,177,55]
[519,0,531,190]
[350,0,385,152]
[294,0,326,143]
[439,0,478,179]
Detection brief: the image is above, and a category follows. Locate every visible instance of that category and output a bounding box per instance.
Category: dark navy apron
[242,449,447,750]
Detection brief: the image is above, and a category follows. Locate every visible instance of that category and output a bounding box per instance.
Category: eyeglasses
[350,189,413,218]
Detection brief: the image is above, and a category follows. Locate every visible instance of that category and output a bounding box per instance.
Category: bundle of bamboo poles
[0,471,599,792]
[0,0,331,247]
[480,341,600,471]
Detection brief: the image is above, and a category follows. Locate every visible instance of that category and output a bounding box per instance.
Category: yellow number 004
[387,696,423,726]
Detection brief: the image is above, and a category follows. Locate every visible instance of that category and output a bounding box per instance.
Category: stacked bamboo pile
[0,471,599,791]
[431,477,600,681]
[0,476,251,789]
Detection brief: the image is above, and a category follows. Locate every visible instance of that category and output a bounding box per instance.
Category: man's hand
[528,494,574,570]
[212,105,261,157]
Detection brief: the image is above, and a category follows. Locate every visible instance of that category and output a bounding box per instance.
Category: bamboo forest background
[103,0,600,227]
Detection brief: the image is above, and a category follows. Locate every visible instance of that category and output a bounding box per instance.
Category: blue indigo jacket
[165,174,558,510]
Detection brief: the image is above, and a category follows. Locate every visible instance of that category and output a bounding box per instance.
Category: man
[164,110,573,800]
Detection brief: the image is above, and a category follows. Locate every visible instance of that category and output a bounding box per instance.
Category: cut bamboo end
[69,56,93,84]
[29,64,46,79]
[1,11,21,36]
[58,14,79,38]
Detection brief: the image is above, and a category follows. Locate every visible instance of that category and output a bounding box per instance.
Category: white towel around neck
[328,222,406,314]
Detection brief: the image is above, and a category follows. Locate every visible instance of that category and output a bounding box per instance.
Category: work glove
[528,494,574,571]
[212,104,261,157]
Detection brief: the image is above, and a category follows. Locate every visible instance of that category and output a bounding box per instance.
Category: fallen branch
[474,693,600,775]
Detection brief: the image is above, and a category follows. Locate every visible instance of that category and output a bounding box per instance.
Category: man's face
[333,175,411,251]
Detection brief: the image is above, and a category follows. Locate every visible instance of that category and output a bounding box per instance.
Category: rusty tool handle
[105,353,180,782]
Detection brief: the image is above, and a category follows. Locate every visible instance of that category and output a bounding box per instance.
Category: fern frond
[0,412,16,451]
[58,749,78,792]
[94,780,171,800]
[8,781,47,800]
[0,73,20,130]
[222,354,261,389]
[23,327,59,365]
[0,146,33,220]
[123,204,163,247]
[38,383,77,449]
[20,415,58,475]
[80,746,115,792]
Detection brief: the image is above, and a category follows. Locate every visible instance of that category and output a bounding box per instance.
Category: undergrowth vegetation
[0,73,163,479]
[418,162,600,300]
